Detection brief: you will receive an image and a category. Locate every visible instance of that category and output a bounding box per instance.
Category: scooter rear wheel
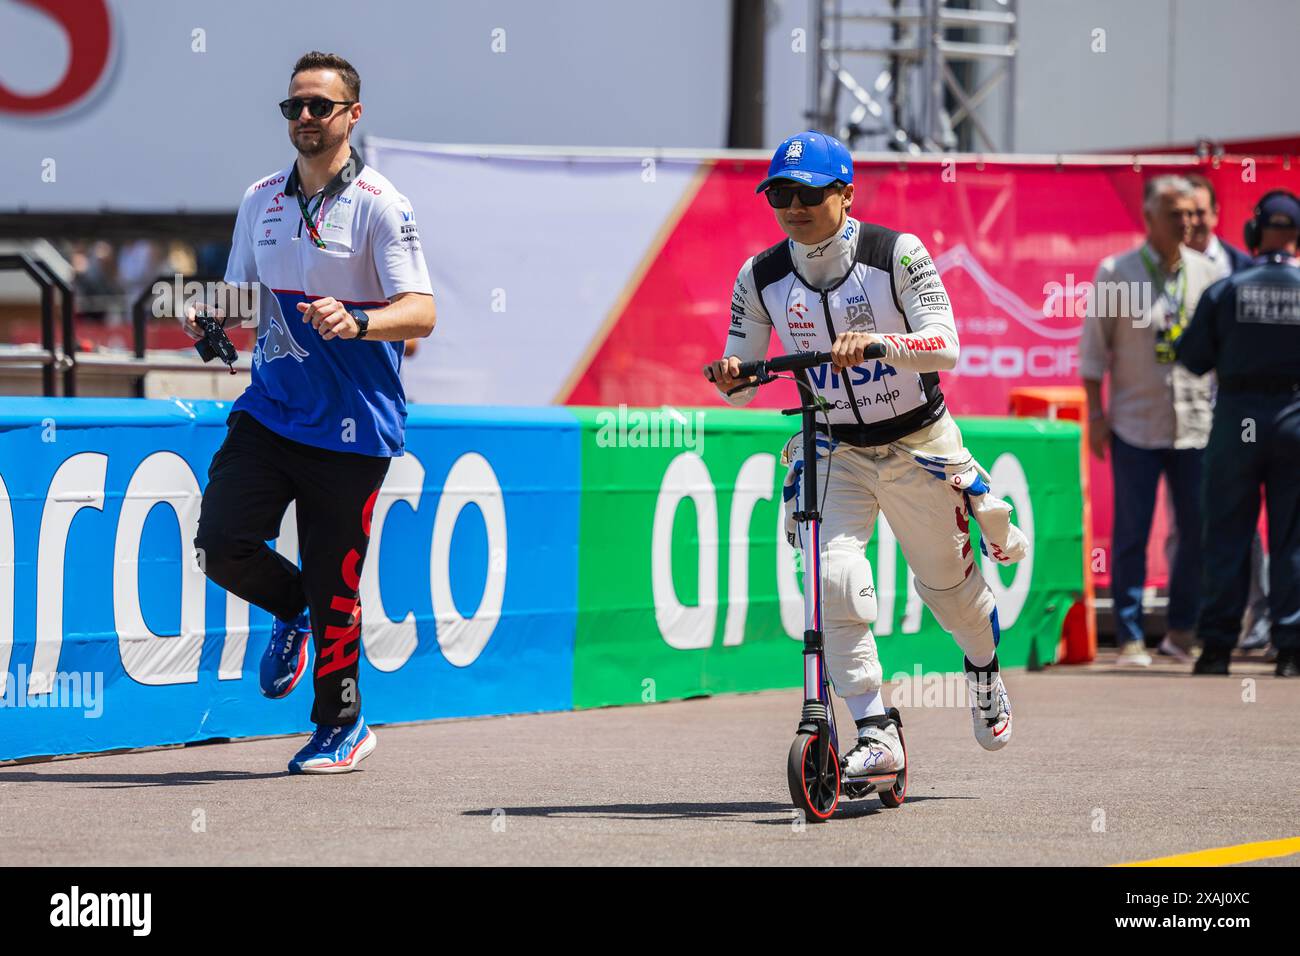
[878,711,908,808]
[787,732,840,823]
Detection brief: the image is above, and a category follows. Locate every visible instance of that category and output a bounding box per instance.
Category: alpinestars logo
[254,312,310,370]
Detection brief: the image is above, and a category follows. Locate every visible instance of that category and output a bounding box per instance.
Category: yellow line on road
[1116,836,1300,867]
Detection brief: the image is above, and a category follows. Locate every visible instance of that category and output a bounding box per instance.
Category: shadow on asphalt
[1070,667,1275,679]
[0,770,286,787]
[464,794,976,824]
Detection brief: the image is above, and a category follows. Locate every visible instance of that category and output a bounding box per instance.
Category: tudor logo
[0,0,115,117]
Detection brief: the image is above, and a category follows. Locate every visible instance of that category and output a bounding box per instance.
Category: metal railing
[0,253,71,395]
[127,272,253,397]
[0,257,249,397]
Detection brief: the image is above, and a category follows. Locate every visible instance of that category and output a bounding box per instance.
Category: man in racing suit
[706,131,1028,779]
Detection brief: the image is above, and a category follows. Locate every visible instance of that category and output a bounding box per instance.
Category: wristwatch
[348,307,370,340]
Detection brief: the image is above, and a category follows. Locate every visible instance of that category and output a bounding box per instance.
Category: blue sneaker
[260,609,311,699]
[287,717,376,774]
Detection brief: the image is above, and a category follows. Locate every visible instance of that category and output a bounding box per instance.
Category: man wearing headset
[1177,190,1300,678]
[706,131,1028,778]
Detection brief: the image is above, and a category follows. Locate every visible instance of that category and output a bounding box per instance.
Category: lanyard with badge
[295,189,329,249]
[1140,246,1187,363]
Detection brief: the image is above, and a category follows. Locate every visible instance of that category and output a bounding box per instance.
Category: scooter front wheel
[787,732,840,823]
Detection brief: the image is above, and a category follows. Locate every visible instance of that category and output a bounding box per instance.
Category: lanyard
[1139,246,1186,324]
[1140,247,1189,363]
[296,189,328,249]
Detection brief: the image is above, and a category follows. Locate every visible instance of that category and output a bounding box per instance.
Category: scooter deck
[841,770,902,798]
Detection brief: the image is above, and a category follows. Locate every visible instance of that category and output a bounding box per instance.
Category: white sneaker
[1157,634,1192,663]
[1116,641,1153,667]
[967,670,1013,751]
[843,720,905,777]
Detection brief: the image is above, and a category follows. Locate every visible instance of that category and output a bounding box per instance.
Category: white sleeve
[1078,259,1114,382]
[879,233,960,372]
[222,187,258,285]
[720,257,773,407]
[371,196,434,300]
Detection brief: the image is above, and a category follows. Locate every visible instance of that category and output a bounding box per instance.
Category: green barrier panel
[571,407,1082,709]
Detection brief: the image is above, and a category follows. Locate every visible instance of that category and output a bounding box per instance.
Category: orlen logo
[356,180,382,195]
[0,0,114,117]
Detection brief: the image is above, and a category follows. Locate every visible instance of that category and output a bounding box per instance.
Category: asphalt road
[2,650,1297,866]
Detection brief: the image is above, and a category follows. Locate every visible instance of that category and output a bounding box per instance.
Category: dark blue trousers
[1110,434,1204,644]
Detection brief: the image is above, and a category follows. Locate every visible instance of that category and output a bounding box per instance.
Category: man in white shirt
[1080,175,1219,666]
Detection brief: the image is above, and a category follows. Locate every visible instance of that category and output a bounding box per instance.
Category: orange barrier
[1008,387,1096,664]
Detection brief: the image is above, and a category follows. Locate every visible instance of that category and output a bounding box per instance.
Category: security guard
[1177,190,1300,677]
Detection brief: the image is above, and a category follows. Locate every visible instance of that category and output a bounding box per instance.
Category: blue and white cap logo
[757,130,855,194]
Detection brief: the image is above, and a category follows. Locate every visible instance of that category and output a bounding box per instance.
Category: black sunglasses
[278,97,355,120]
[764,182,842,209]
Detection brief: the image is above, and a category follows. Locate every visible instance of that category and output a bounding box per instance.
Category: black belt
[1218,375,1300,395]
[816,398,945,447]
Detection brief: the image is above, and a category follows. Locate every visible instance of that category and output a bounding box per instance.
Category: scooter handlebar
[702,343,886,384]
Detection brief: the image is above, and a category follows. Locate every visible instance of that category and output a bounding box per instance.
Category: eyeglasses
[278,97,355,120]
[764,183,841,209]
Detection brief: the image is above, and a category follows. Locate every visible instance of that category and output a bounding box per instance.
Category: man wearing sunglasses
[182,51,435,774]
[706,131,1028,779]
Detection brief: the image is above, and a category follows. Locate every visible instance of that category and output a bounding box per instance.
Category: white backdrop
[0,0,728,211]
[367,140,704,406]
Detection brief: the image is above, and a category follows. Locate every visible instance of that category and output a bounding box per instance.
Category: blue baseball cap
[1258,191,1300,230]
[756,131,854,194]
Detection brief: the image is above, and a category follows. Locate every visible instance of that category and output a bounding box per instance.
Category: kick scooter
[705,347,907,822]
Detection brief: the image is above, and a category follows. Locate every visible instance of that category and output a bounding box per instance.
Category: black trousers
[195,411,390,725]
[1197,391,1300,652]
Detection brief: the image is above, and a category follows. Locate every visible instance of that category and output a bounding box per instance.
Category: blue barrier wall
[1,398,1075,763]
[0,399,579,760]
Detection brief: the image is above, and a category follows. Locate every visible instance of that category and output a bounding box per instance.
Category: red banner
[563,156,1300,587]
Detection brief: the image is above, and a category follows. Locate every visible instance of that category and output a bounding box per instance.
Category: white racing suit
[723,216,1029,696]
[779,418,1028,694]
